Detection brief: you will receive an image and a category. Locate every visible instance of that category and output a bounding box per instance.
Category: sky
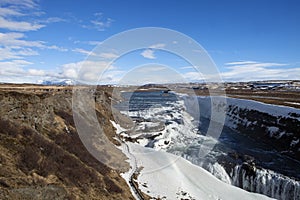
[0,0,300,84]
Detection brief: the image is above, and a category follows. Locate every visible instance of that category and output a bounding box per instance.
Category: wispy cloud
[98,52,118,59]
[141,49,156,59]
[136,65,167,72]
[0,0,68,79]
[0,0,39,9]
[86,40,102,45]
[73,48,94,56]
[225,61,288,68]
[73,40,102,46]
[182,71,205,81]
[0,32,42,61]
[180,66,195,70]
[27,68,46,76]
[221,61,299,81]
[37,17,66,24]
[0,7,24,16]
[58,60,116,82]
[140,43,166,59]
[73,48,118,59]
[81,12,113,31]
[0,47,39,61]
[225,61,258,65]
[180,61,299,82]
[0,59,117,84]
[0,60,34,80]
[149,43,166,49]
[0,32,67,61]
[46,45,68,52]
[0,16,45,31]
[0,0,45,31]
[0,32,44,47]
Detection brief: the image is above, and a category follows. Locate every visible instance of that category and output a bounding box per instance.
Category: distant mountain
[38,79,75,86]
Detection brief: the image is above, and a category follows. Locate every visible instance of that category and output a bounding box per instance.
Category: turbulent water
[231,165,300,200]
[115,90,300,200]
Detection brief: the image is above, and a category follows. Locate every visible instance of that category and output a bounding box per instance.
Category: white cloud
[0,7,24,16]
[60,63,80,79]
[47,45,68,52]
[225,61,258,65]
[0,47,21,60]
[0,1,67,57]
[149,43,166,49]
[15,48,39,56]
[1,59,32,67]
[141,49,156,59]
[141,43,166,59]
[0,60,32,76]
[0,47,39,61]
[0,59,116,84]
[180,61,299,82]
[136,65,167,72]
[0,1,64,31]
[59,60,116,82]
[0,32,67,61]
[73,40,102,46]
[181,66,195,70]
[225,62,287,69]
[221,61,299,81]
[0,17,45,31]
[28,69,45,76]
[0,0,70,83]
[0,32,44,47]
[38,17,66,24]
[183,71,205,81]
[91,18,113,31]
[86,40,102,45]
[81,12,113,31]
[73,48,94,56]
[73,48,118,59]
[98,52,118,59]
[0,0,38,9]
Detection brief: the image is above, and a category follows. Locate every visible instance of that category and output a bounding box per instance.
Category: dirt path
[117,133,146,200]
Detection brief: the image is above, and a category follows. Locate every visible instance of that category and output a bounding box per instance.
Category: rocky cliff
[0,85,134,200]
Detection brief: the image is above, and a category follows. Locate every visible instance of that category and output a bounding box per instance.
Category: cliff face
[0,86,134,200]
[196,96,300,160]
[225,99,300,160]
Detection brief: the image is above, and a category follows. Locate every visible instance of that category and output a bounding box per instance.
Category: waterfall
[231,164,300,200]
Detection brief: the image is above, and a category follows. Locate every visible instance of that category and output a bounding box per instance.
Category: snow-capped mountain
[37,79,76,85]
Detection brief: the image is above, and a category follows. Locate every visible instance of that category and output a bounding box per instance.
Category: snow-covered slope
[126,142,274,200]
[112,92,299,199]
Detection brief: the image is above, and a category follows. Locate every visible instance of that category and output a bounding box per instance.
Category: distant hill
[38,79,75,86]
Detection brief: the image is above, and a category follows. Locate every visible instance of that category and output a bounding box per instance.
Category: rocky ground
[0,85,135,200]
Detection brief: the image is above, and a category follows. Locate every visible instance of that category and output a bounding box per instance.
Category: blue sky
[0,0,299,83]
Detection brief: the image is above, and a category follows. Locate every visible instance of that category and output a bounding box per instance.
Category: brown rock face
[0,85,134,200]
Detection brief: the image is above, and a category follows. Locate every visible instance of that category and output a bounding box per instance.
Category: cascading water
[231,164,300,200]
[115,90,300,200]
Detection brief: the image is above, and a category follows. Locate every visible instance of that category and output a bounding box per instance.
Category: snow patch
[129,143,274,200]
[110,120,126,134]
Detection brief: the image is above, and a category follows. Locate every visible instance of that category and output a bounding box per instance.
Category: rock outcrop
[0,85,134,200]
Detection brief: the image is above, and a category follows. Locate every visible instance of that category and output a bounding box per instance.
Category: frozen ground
[111,121,274,200]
